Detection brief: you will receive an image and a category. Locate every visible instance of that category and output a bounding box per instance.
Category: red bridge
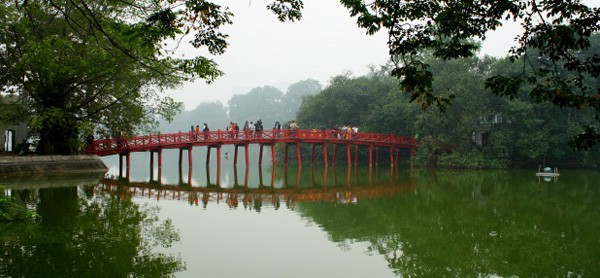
[90,129,417,180]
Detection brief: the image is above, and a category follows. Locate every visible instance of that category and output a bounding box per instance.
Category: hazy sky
[168,0,594,111]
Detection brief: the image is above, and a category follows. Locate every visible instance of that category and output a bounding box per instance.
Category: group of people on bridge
[184,120,360,141]
[191,123,210,140]
[85,120,366,153]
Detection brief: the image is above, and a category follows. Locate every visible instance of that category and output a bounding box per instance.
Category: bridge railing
[91,129,417,155]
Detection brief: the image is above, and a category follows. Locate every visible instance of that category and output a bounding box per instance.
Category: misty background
[158,0,597,134]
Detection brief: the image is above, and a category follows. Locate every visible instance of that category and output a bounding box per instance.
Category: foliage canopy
[1,0,598,153]
[264,0,600,148]
[0,0,230,154]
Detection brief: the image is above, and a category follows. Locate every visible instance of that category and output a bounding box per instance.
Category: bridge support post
[150,151,155,181]
[410,148,415,170]
[188,147,193,184]
[369,145,373,166]
[259,144,264,166]
[311,144,315,165]
[178,148,183,178]
[395,148,399,166]
[206,147,211,166]
[389,147,394,167]
[323,164,328,186]
[296,164,302,187]
[375,147,379,166]
[354,145,359,165]
[233,166,239,186]
[323,143,328,167]
[332,144,337,165]
[234,145,239,166]
[206,164,211,186]
[119,153,124,178]
[270,163,276,187]
[271,143,276,166]
[244,143,249,167]
[296,142,302,165]
[157,149,162,184]
[217,146,221,186]
[284,144,289,165]
[346,143,351,166]
[126,152,130,180]
[244,166,249,187]
[216,146,221,166]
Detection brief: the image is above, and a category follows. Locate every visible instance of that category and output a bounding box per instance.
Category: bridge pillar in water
[150,151,155,181]
[149,149,162,183]
[346,143,351,166]
[259,144,264,166]
[257,143,276,166]
[119,153,124,178]
[217,145,221,166]
[234,144,240,166]
[126,153,131,180]
[369,145,373,166]
[188,147,193,184]
[118,153,131,179]
[271,143,276,166]
[410,148,415,169]
[296,142,302,165]
[157,149,162,183]
[332,144,338,165]
[216,145,221,185]
[206,147,211,166]
[178,148,183,179]
[311,144,316,165]
[389,146,394,167]
[284,144,289,165]
[323,142,328,167]
[375,147,379,166]
[244,143,249,167]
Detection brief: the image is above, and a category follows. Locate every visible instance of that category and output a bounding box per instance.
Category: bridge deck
[91,129,417,156]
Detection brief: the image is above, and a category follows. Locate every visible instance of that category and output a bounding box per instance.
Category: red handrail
[90,129,417,156]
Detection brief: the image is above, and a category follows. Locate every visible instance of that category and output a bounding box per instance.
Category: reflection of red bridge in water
[96,173,415,208]
[90,129,417,181]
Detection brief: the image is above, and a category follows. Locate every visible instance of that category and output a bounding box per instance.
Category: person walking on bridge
[274,121,281,137]
[290,120,299,137]
[202,123,209,140]
[243,121,249,139]
[249,121,255,138]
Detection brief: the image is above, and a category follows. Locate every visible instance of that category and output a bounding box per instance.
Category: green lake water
[1,150,599,277]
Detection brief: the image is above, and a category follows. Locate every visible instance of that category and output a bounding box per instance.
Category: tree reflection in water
[296,170,600,277]
[0,186,184,277]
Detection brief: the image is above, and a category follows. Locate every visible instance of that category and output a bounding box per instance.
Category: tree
[296,54,600,168]
[334,0,600,148]
[227,85,284,124]
[3,1,597,153]
[0,1,228,154]
[298,72,390,129]
[159,101,228,133]
[281,79,322,120]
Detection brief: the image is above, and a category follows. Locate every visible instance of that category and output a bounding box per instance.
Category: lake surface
[1,150,599,277]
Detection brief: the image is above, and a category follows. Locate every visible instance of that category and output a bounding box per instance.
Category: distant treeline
[161,48,600,169]
[296,56,600,169]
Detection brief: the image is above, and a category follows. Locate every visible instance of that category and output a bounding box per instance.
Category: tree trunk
[37,125,78,155]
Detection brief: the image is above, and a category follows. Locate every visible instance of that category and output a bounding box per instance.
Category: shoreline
[0,155,108,176]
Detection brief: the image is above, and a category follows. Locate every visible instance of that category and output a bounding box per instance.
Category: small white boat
[536,166,560,177]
